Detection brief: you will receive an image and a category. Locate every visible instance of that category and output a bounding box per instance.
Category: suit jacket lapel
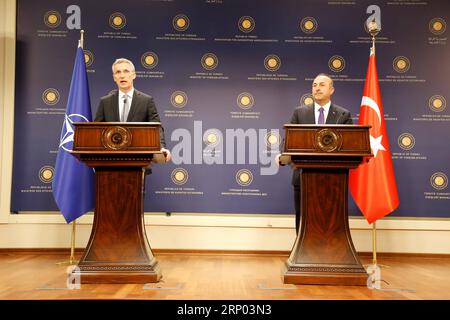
[326,104,338,124]
[126,89,141,121]
[110,90,120,121]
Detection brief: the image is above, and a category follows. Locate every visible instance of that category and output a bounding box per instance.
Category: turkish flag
[349,48,399,224]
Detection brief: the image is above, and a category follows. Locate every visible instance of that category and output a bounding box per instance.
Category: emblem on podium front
[102,126,132,150]
[314,129,342,152]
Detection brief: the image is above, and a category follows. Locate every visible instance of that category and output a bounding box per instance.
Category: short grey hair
[314,73,334,87]
[112,58,135,73]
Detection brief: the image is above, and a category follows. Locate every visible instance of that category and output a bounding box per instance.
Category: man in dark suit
[95,58,171,161]
[278,73,353,234]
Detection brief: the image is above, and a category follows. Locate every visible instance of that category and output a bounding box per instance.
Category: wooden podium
[282,124,372,286]
[70,122,163,283]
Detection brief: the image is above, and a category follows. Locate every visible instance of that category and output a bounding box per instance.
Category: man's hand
[275,153,290,167]
[161,148,172,163]
[275,153,283,166]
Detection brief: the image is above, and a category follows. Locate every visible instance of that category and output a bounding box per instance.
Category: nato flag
[52,45,94,223]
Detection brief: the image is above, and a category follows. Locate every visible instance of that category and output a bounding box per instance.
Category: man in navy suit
[278,73,353,234]
[95,58,171,161]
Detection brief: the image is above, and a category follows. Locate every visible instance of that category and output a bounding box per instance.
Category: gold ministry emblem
[238,16,255,33]
[237,92,254,110]
[328,55,345,73]
[428,95,446,112]
[173,14,190,32]
[236,169,253,187]
[109,12,127,30]
[83,50,94,67]
[429,18,446,35]
[264,131,281,147]
[430,172,448,190]
[39,166,54,183]
[171,91,188,108]
[398,133,415,151]
[141,52,159,69]
[300,17,318,34]
[44,11,61,28]
[393,56,410,73]
[204,129,221,147]
[300,93,314,106]
[264,54,281,72]
[171,168,189,185]
[201,53,219,70]
[42,88,60,106]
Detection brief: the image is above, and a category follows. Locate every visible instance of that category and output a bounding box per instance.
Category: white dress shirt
[118,88,134,122]
[314,101,331,124]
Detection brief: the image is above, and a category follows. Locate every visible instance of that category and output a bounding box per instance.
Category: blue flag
[52,45,94,223]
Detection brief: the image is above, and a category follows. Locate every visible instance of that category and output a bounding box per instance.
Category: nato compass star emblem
[59,113,89,152]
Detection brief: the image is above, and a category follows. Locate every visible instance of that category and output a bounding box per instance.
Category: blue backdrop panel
[12,0,450,218]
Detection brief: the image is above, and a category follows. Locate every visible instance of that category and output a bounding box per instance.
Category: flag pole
[67,30,86,265]
[372,221,377,266]
[57,29,86,267]
[69,220,77,264]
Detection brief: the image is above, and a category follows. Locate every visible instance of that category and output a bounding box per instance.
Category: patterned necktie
[121,94,129,122]
[318,107,325,124]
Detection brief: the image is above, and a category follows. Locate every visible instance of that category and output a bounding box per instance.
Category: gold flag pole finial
[80,30,84,49]
[367,19,380,55]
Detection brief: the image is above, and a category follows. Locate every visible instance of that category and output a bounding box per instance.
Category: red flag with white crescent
[349,48,399,224]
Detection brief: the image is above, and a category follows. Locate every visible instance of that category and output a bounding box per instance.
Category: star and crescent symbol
[361,96,387,158]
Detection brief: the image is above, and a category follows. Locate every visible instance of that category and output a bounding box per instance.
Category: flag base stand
[363,221,390,288]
